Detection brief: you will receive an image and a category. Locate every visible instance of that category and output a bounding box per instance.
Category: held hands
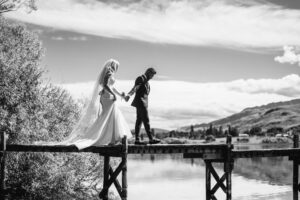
[121,92,130,102]
[124,95,130,102]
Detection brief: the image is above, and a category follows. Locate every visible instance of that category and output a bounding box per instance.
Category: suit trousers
[135,106,153,141]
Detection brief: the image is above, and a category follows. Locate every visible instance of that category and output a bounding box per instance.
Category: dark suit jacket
[131,75,150,108]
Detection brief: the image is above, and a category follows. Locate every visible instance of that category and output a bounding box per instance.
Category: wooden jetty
[1,133,300,200]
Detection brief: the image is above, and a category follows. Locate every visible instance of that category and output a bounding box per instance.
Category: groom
[125,68,161,145]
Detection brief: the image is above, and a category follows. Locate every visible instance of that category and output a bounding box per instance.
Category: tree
[189,125,194,138]
[227,125,239,137]
[1,16,106,199]
[0,0,36,14]
[0,16,44,142]
[249,126,262,136]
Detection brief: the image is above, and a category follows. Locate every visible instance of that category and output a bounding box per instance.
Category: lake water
[124,144,294,200]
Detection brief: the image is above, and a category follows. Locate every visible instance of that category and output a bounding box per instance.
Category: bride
[60,59,132,149]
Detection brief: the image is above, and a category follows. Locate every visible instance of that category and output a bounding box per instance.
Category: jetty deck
[2,134,300,200]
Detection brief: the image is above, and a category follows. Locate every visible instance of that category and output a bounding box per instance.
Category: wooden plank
[233,148,300,158]
[183,153,203,158]
[128,144,227,154]
[203,153,224,160]
[6,144,228,155]
[7,143,300,159]
[6,144,123,154]
[184,153,225,160]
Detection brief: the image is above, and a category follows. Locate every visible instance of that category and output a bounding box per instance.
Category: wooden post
[205,160,211,200]
[101,155,110,200]
[225,135,233,200]
[99,136,128,200]
[121,136,128,200]
[293,134,299,200]
[0,132,7,200]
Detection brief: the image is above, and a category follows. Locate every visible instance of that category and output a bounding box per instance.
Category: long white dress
[67,76,132,149]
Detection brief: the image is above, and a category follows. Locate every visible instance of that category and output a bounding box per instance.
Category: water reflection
[128,155,292,200]
[234,143,293,185]
[127,143,294,200]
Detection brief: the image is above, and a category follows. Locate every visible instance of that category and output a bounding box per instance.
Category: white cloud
[275,46,300,66]
[5,0,300,50]
[59,74,300,130]
[50,36,88,41]
[69,36,87,41]
[51,36,64,40]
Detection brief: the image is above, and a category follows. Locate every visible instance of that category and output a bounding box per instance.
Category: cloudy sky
[5,0,300,130]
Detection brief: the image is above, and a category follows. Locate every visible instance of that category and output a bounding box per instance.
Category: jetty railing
[1,133,300,200]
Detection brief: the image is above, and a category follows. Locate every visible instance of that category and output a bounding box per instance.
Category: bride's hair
[99,59,119,86]
[61,59,120,143]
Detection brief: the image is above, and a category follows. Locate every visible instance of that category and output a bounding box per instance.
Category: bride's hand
[121,92,126,100]
[112,94,117,101]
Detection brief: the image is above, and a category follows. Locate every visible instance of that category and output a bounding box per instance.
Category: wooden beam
[233,148,300,158]
[293,134,299,200]
[206,162,227,192]
[205,161,211,200]
[121,136,128,200]
[128,144,227,154]
[6,143,228,155]
[183,153,203,158]
[105,160,125,190]
[108,167,122,197]
[6,144,124,154]
[211,174,227,194]
[99,155,110,200]
[225,135,233,200]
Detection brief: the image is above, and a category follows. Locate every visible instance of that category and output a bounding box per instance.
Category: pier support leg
[205,160,231,200]
[292,134,299,200]
[204,135,233,200]
[0,132,7,200]
[293,159,299,200]
[225,135,233,200]
[99,136,128,200]
[101,155,110,200]
[225,161,232,200]
[121,137,128,200]
[205,162,211,200]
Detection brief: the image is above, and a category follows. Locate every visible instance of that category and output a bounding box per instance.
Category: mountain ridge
[179,98,300,133]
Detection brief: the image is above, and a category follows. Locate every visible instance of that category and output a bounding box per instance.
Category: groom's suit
[130,75,153,141]
[131,75,150,108]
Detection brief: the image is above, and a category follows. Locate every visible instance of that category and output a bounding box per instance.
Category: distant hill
[179,99,300,133]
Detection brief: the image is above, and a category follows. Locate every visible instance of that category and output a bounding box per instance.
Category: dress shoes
[149,138,161,144]
[134,140,147,145]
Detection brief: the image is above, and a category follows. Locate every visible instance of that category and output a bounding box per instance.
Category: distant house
[237,133,249,142]
[275,133,289,138]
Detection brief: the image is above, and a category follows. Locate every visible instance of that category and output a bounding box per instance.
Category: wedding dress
[59,59,132,149]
